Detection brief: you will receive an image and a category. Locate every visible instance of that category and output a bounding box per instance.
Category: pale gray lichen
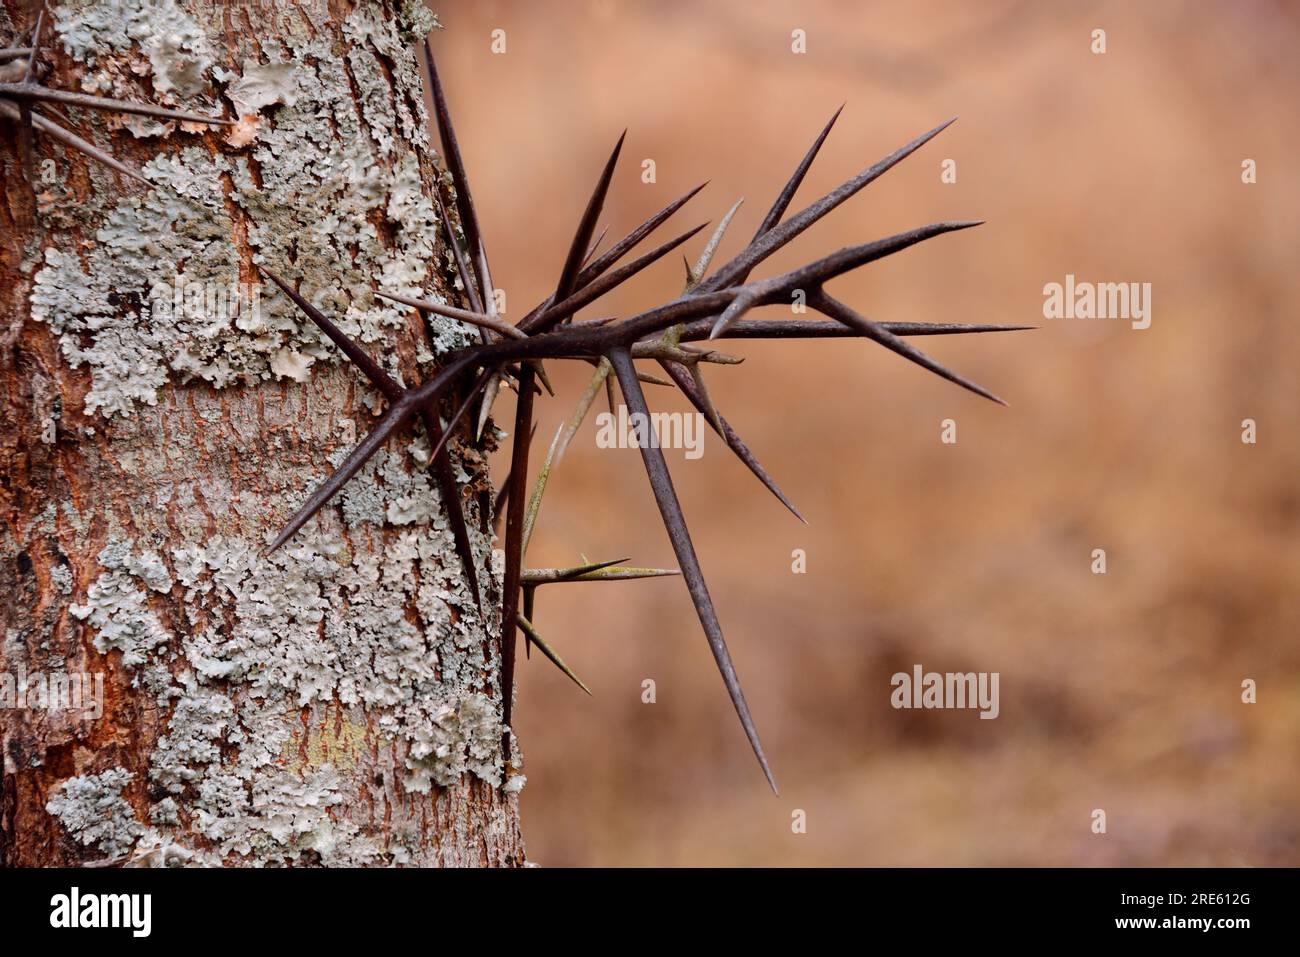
[46,767,144,858]
[142,522,502,861]
[69,542,173,668]
[50,563,74,595]
[405,693,502,791]
[54,0,216,102]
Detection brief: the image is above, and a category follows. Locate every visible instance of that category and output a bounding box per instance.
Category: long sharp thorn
[424,368,494,466]
[13,5,42,178]
[511,181,709,332]
[522,557,628,583]
[576,181,709,288]
[708,289,759,340]
[264,398,419,555]
[526,221,709,335]
[262,268,402,400]
[521,424,563,558]
[608,347,777,793]
[686,363,724,436]
[703,117,957,291]
[492,423,536,533]
[435,190,485,313]
[553,130,626,302]
[688,196,744,289]
[498,363,537,754]
[22,7,43,86]
[0,83,235,124]
[812,291,1007,405]
[16,101,34,179]
[570,565,681,581]
[423,39,493,311]
[517,615,591,696]
[492,479,509,535]
[475,373,501,442]
[554,359,610,464]
[744,105,844,265]
[427,419,483,613]
[0,49,34,64]
[2,101,151,185]
[375,290,524,339]
[522,586,535,658]
[635,368,674,387]
[674,318,1035,340]
[534,361,555,396]
[659,359,805,522]
[711,219,983,340]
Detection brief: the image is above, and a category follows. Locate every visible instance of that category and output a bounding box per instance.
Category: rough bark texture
[0,0,524,867]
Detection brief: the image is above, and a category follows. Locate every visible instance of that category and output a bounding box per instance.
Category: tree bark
[1,0,524,867]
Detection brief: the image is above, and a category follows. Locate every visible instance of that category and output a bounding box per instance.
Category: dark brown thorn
[0,83,236,124]
[423,368,494,466]
[13,5,42,177]
[552,130,626,304]
[517,615,591,696]
[526,221,710,335]
[15,98,35,180]
[498,363,537,754]
[376,290,524,340]
[702,117,956,291]
[493,480,509,535]
[741,104,844,276]
[709,219,983,340]
[263,396,419,556]
[659,359,805,522]
[574,181,709,288]
[687,363,724,435]
[534,361,555,396]
[421,366,491,613]
[0,100,151,185]
[32,100,73,126]
[509,181,709,332]
[673,318,1035,341]
[492,423,536,534]
[522,585,535,658]
[607,347,777,793]
[811,291,1007,405]
[435,189,485,314]
[22,6,43,86]
[422,38,495,315]
[262,268,402,401]
[426,415,483,613]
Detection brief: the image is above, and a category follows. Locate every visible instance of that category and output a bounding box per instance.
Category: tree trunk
[1,0,524,867]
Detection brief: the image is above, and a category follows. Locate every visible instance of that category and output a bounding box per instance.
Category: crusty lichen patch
[45,767,144,858]
[69,541,173,669]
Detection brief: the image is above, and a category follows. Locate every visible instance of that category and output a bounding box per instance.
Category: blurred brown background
[431,0,1299,865]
